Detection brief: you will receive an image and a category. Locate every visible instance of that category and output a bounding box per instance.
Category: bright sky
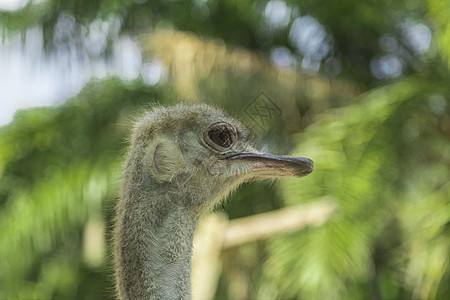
[0,0,29,11]
[0,15,165,126]
[0,32,143,126]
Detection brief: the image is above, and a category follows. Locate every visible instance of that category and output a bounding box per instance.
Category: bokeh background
[0,0,449,299]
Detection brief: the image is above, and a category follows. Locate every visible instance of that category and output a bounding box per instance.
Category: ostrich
[114,104,313,299]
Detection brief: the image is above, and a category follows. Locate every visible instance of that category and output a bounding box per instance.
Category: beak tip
[295,158,314,177]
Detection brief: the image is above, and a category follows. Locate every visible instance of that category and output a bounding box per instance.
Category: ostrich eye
[204,122,236,150]
[209,128,231,147]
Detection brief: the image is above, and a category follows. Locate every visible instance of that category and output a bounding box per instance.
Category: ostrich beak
[224,152,314,180]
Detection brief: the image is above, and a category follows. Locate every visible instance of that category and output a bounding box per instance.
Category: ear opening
[146,138,185,182]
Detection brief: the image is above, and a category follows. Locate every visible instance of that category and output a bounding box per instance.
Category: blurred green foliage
[0,79,159,299]
[1,0,449,299]
[274,75,450,299]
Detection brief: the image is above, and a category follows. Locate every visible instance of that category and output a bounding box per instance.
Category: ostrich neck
[115,180,201,300]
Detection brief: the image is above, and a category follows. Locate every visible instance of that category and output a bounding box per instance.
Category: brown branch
[192,200,336,299]
[222,199,336,249]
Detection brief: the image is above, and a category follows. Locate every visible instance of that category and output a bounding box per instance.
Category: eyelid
[203,122,236,151]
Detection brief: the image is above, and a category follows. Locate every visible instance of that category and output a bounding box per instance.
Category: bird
[113,103,313,299]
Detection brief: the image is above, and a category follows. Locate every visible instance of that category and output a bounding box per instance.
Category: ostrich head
[124,104,313,212]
